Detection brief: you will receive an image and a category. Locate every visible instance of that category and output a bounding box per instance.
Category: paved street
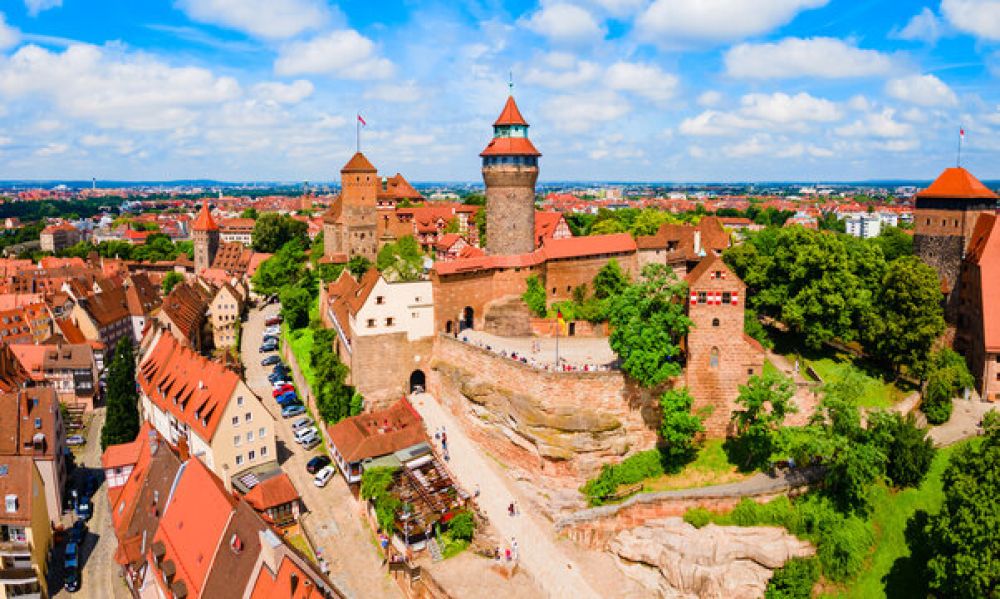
[49,408,130,599]
[409,391,603,599]
[242,301,399,599]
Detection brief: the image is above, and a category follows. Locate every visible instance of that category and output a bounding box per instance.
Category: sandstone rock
[608,517,815,599]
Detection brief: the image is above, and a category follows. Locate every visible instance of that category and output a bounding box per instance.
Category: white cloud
[542,90,630,132]
[364,80,423,103]
[847,95,871,111]
[895,8,945,43]
[636,0,828,45]
[523,53,600,88]
[583,0,647,17]
[605,62,678,103]
[274,30,394,80]
[680,92,840,136]
[174,0,330,40]
[885,74,958,107]
[739,92,841,123]
[698,90,723,107]
[835,109,914,139]
[35,142,67,156]
[79,134,136,154]
[522,3,604,44]
[725,37,895,79]
[0,44,241,131]
[941,0,1000,41]
[24,0,61,17]
[0,13,19,50]
[252,79,314,104]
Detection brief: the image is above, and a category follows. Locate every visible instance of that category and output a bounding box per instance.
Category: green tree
[743,308,773,349]
[925,415,1000,597]
[251,241,305,295]
[869,226,913,262]
[474,208,486,246]
[921,348,974,425]
[101,339,141,450]
[443,217,460,234]
[360,467,401,533]
[279,285,312,330]
[629,208,675,236]
[376,235,423,281]
[728,372,797,469]
[448,511,475,542]
[462,193,485,206]
[592,258,629,299]
[823,437,886,515]
[521,275,547,317]
[348,255,372,280]
[161,271,183,294]
[252,213,308,253]
[765,557,819,599]
[865,257,945,375]
[658,387,704,467]
[590,218,626,235]
[607,264,692,387]
[241,207,258,219]
[867,411,935,489]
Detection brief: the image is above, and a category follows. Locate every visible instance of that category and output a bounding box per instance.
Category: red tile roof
[541,232,636,260]
[326,397,426,463]
[480,136,541,157]
[243,473,299,512]
[917,167,999,200]
[192,201,220,232]
[494,95,528,126]
[249,552,327,599]
[535,211,565,246]
[138,332,241,442]
[341,152,377,173]
[101,422,151,471]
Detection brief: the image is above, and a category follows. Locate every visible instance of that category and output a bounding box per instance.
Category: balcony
[0,542,30,557]
[0,566,38,584]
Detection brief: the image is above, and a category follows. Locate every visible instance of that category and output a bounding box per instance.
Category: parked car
[264,326,281,336]
[261,355,282,366]
[265,316,283,326]
[277,395,300,408]
[268,371,286,383]
[75,496,91,520]
[66,435,86,446]
[64,540,79,563]
[301,435,321,450]
[306,455,331,474]
[259,343,278,354]
[272,384,294,397]
[64,565,80,593]
[291,416,314,432]
[262,334,279,344]
[281,404,306,418]
[294,426,319,444]
[313,465,336,487]
[271,365,289,377]
[271,379,290,389]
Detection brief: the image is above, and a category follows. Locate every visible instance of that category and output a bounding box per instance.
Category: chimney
[694,230,702,256]
[177,436,190,462]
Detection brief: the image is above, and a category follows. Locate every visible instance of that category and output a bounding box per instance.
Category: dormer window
[376,296,384,305]
[5,494,16,513]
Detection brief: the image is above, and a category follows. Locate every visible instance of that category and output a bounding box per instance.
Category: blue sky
[0,0,998,182]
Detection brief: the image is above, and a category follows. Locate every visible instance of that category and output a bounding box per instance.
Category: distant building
[844,213,882,239]
[39,223,82,253]
[322,153,380,264]
[220,218,255,246]
[208,282,246,349]
[191,201,221,274]
[325,397,427,484]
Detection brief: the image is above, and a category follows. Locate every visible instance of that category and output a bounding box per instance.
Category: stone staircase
[427,538,443,563]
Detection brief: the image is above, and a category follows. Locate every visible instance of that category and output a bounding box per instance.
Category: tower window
[722,292,731,304]
[710,347,719,368]
[697,291,707,304]
[712,318,720,327]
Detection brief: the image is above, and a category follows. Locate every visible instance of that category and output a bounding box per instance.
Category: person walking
[512,537,519,561]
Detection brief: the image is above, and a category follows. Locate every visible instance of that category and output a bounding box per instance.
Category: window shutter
[731,292,739,305]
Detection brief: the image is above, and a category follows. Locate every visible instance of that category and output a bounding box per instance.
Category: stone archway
[409,370,426,393]
[460,306,474,331]
[445,320,454,335]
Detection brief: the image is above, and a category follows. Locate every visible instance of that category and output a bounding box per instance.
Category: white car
[313,465,335,487]
[271,380,289,389]
[294,426,319,444]
[291,416,314,432]
[264,326,281,336]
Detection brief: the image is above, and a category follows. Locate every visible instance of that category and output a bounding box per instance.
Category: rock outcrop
[608,518,815,599]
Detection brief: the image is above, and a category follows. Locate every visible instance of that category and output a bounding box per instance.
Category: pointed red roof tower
[481,95,540,256]
[191,200,219,232]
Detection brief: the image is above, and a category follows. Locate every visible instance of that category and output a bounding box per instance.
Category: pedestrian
[508,502,515,517]
[512,537,519,561]
[505,548,512,562]
[474,484,481,498]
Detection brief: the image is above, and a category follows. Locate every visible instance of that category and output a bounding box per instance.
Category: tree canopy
[252,213,308,253]
[251,241,306,295]
[607,264,692,387]
[376,235,424,282]
[658,387,705,467]
[728,371,797,469]
[101,338,141,450]
[161,271,184,294]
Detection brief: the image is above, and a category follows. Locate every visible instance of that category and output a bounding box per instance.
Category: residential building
[0,456,51,599]
[844,212,882,239]
[0,388,66,528]
[11,343,98,410]
[39,223,82,253]
[241,472,301,529]
[635,217,731,279]
[70,287,133,355]
[156,279,214,351]
[137,328,277,483]
[220,218,255,246]
[208,283,246,349]
[325,397,427,484]
[122,273,162,343]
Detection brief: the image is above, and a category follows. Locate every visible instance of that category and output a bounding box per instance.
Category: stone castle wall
[428,334,661,486]
[545,252,639,304]
[350,332,435,410]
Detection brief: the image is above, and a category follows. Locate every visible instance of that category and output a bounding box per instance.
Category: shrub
[816,515,872,582]
[580,450,665,505]
[522,275,547,317]
[765,557,819,599]
[448,511,475,542]
[683,508,712,529]
[867,412,935,489]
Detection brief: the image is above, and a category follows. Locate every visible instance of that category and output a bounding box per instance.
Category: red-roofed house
[535,211,571,247]
[39,222,82,253]
[137,327,277,483]
[242,472,301,528]
[325,397,427,483]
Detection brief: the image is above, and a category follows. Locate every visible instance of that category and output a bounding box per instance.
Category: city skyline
[0,0,998,182]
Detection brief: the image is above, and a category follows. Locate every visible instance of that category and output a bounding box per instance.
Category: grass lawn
[768,328,911,409]
[286,532,318,564]
[762,359,782,379]
[636,439,751,493]
[828,441,966,598]
[284,324,316,389]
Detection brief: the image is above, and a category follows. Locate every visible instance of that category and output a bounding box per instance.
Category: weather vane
[508,70,514,94]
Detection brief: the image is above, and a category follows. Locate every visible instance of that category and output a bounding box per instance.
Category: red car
[272,385,294,397]
[265,316,283,326]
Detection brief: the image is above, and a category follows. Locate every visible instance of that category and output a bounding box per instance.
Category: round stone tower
[481,95,541,256]
[191,199,220,274]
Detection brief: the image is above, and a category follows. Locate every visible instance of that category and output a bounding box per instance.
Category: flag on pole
[960,127,965,140]
[556,310,567,335]
[357,114,367,126]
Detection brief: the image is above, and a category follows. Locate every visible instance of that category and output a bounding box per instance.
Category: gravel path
[409,392,602,599]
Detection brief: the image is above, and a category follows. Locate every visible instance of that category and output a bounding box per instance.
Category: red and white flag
[358,114,367,127]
